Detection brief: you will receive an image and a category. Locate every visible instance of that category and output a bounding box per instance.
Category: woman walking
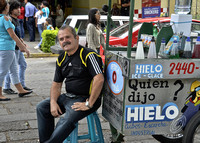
[0,0,32,101]
[86,8,105,53]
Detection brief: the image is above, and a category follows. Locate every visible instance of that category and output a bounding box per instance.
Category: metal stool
[63,111,104,143]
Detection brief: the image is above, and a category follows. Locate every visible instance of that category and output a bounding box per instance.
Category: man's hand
[50,101,63,117]
[71,102,90,111]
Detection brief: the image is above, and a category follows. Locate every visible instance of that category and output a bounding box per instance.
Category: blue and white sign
[135,64,163,74]
[125,103,179,123]
[132,64,163,79]
[106,61,124,95]
[142,6,161,18]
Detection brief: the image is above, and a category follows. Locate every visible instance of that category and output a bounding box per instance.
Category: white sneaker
[34,46,39,49]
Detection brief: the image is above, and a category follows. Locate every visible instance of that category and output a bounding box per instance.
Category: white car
[51,15,132,54]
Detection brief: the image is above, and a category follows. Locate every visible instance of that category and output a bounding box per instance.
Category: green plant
[41,27,59,52]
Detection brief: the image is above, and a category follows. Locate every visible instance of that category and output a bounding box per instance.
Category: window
[100,21,120,33]
[75,20,88,36]
[110,22,140,37]
[191,22,200,34]
[64,19,72,26]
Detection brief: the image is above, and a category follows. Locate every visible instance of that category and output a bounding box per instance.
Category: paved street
[0,34,158,143]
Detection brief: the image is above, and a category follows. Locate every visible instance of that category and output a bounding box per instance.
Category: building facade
[22,0,199,20]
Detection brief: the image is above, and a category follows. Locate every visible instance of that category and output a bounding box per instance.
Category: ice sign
[135,64,163,74]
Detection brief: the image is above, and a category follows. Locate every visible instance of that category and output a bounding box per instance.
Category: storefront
[19,0,200,20]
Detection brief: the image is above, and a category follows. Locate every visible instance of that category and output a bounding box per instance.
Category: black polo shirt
[54,45,103,96]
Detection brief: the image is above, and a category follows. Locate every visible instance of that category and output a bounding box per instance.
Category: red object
[99,17,200,64]
[108,17,172,47]
[18,6,25,19]
[100,45,105,63]
[192,44,200,58]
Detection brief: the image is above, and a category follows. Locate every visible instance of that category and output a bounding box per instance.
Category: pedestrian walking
[17,1,25,39]
[34,1,49,49]
[3,0,32,95]
[36,25,104,143]
[120,0,130,16]
[40,1,49,26]
[111,3,121,16]
[55,4,64,28]
[24,0,37,42]
[0,0,32,101]
[34,5,43,49]
[34,17,54,49]
[86,8,106,54]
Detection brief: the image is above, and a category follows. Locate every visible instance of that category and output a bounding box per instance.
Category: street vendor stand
[102,0,200,143]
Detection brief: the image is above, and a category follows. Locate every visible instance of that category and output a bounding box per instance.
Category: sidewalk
[0,33,158,143]
[23,32,59,58]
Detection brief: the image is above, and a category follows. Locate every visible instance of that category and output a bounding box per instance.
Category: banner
[142,0,161,18]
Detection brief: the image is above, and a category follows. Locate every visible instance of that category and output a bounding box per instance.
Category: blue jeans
[26,17,35,41]
[36,93,101,143]
[37,24,43,40]
[4,50,27,89]
[37,24,43,47]
[18,19,25,39]
[0,51,19,87]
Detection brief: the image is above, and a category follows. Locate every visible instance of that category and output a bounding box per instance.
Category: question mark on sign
[173,80,184,101]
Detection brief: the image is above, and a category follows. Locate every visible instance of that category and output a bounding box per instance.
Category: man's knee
[36,102,44,113]
[36,99,50,114]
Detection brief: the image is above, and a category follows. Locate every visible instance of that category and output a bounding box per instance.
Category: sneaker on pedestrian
[3,89,18,94]
[34,45,40,49]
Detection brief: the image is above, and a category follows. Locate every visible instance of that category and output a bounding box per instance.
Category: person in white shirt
[34,5,42,49]
[55,4,64,28]
[34,1,50,49]
[40,1,49,24]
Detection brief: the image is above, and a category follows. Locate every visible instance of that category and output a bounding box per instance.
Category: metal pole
[127,0,135,58]
[168,0,170,16]
[196,0,197,19]
[105,0,112,51]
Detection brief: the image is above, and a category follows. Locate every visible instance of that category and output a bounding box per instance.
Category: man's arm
[34,15,38,27]
[122,2,130,7]
[88,73,104,107]
[50,81,63,117]
[40,8,44,15]
[71,73,104,111]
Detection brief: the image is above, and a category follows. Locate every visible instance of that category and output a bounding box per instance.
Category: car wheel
[152,134,183,143]
[183,111,200,143]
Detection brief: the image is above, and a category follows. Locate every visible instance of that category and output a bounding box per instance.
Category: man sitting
[36,25,104,143]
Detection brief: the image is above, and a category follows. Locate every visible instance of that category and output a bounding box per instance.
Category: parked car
[107,17,200,47]
[50,15,131,54]
[99,17,200,63]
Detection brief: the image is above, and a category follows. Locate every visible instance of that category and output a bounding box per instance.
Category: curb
[24,53,59,58]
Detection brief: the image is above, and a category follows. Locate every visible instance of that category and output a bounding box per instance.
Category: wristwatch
[85,101,93,109]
